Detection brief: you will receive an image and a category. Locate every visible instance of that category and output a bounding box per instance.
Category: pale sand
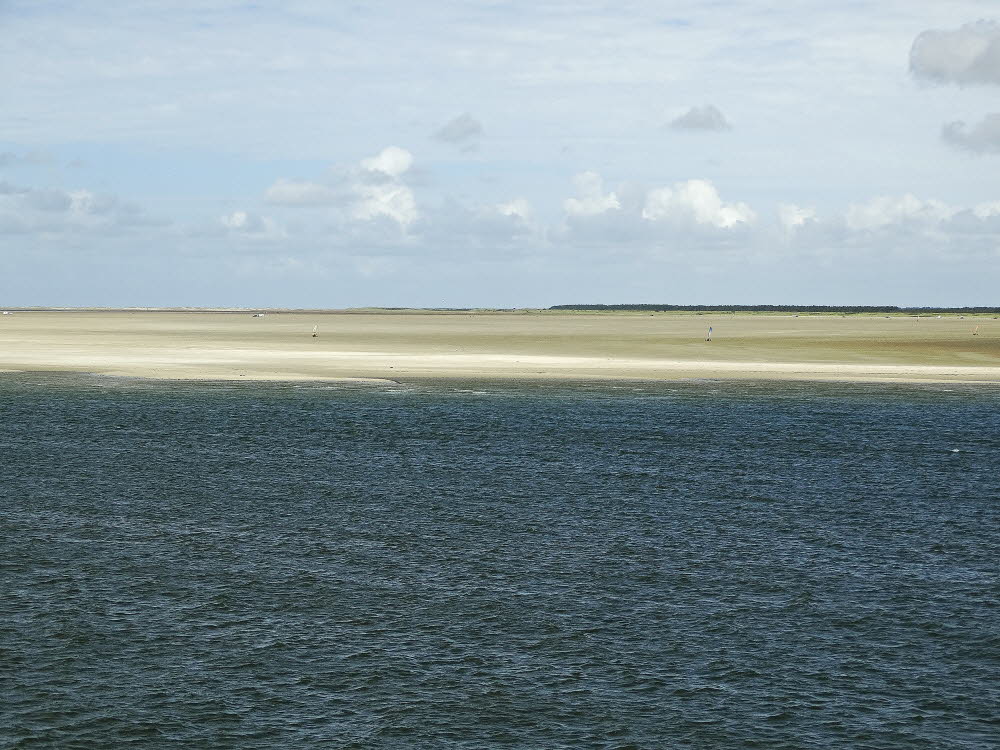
[1,310,998,384]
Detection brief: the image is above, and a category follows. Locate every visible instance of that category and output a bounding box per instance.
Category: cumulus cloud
[352,182,418,226]
[761,193,1000,265]
[778,203,817,233]
[431,113,483,147]
[360,146,413,178]
[220,210,286,239]
[642,180,754,228]
[264,178,340,206]
[945,202,1000,235]
[352,147,418,227]
[845,194,954,231]
[973,200,1000,218]
[564,172,621,216]
[257,147,420,237]
[497,197,532,220]
[207,146,1000,269]
[69,190,136,218]
[557,172,756,252]
[910,21,1000,86]
[668,105,731,131]
[838,195,1000,261]
[941,113,1000,153]
[220,210,256,230]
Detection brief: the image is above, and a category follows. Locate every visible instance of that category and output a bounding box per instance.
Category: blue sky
[2,0,999,307]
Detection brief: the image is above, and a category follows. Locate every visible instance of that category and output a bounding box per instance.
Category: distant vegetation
[550,304,1000,314]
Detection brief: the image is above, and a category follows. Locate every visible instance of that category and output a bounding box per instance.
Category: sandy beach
[1,309,998,384]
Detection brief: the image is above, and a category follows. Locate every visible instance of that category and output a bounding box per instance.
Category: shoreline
[3,357,999,385]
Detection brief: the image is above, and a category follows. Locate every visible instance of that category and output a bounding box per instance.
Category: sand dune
[1,310,998,384]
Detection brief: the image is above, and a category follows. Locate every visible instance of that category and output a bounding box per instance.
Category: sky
[2,0,999,308]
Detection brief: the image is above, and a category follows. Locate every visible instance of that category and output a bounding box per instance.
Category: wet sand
[1,310,998,384]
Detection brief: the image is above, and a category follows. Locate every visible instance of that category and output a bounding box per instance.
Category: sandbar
[0,309,998,384]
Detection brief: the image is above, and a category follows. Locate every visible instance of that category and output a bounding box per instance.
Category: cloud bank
[0,182,159,235]
[219,150,1000,268]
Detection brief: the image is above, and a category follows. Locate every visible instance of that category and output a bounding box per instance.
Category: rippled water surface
[2,374,998,749]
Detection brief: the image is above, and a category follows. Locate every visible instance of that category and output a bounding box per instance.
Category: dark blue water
[2,374,998,749]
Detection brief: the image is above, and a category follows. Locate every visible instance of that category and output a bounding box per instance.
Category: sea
[2,373,998,749]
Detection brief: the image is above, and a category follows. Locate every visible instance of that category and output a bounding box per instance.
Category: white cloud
[942,113,1000,154]
[68,190,128,218]
[352,182,418,226]
[778,203,817,233]
[973,200,1000,218]
[556,173,756,253]
[497,197,532,219]
[668,105,731,131]
[910,21,1000,86]
[564,171,621,217]
[220,210,285,239]
[258,148,420,232]
[264,178,340,206]
[220,210,253,230]
[941,199,1000,236]
[352,147,418,227]
[845,194,954,231]
[360,146,413,178]
[642,179,755,228]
